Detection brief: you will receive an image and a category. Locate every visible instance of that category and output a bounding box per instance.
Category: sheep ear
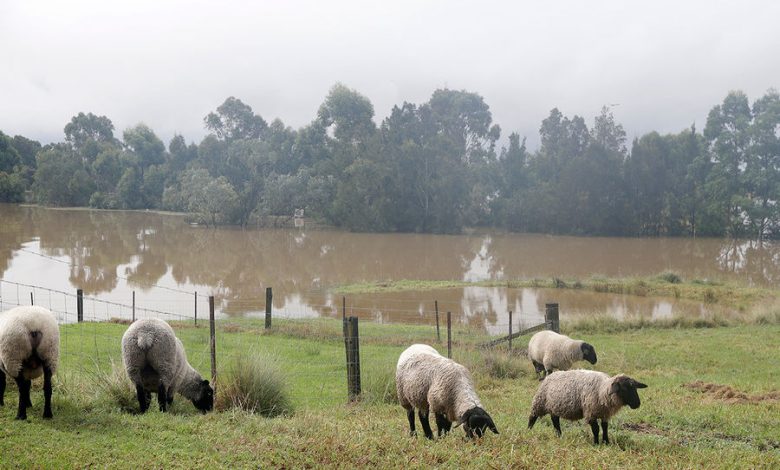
[453,421,463,429]
[610,381,621,394]
[633,381,648,389]
[488,417,499,434]
[203,380,210,386]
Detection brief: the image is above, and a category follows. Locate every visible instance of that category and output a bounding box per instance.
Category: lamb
[121,318,213,413]
[527,330,597,379]
[396,344,498,439]
[0,306,60,420]
[527,369,647,444]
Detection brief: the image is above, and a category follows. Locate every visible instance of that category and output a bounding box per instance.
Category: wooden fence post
[209,295,217,388]
[508,310,513,351]
[545,303,560,333]
[132,291,136,322]
[447,311,452,359]
[77,289,83,322]
[265,287,273,329]
[345,316,361,401]
[194,291,198,326]
[435,300,440,342]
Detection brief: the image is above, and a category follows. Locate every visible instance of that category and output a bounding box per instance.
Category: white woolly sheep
[121,318,213,413]
[527,330,597,379]
[0,306,60,420]
[528,369,647,444]
[396,344,498,439]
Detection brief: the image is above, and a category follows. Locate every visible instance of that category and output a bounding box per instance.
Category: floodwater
[1,204,776,330]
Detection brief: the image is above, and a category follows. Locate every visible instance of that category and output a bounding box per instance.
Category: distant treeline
[1,85,778,238]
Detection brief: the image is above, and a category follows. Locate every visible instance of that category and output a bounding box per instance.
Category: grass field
[1,318,778,468]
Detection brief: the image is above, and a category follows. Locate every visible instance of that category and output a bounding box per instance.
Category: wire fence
[0,278,553,407]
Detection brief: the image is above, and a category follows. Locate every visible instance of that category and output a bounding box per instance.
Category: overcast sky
[2,0,779,150]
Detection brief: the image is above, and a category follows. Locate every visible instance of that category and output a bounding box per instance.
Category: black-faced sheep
[396,344,498,440]
[528,369,647,444]
[121,318,213,413]
[527,330,597,379]
[0,306,60,420]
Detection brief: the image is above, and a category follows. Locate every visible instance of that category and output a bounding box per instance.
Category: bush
[657,271,682,284]
[217,354,292,417]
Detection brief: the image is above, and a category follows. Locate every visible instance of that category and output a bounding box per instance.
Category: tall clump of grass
[481,348,528,379]
[217,354,292,417]
[362,367,397,404]
[65,358,138,413]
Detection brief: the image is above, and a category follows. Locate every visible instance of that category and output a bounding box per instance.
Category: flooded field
[0,204,774,329]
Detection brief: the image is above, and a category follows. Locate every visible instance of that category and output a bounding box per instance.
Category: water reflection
[0,204,776,327]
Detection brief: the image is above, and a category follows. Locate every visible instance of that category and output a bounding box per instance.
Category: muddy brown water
[0,204,776,330]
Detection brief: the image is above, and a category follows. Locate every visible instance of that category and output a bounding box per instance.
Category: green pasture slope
[0,318,778,468]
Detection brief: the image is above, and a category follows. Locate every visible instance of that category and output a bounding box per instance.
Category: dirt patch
[623,422,666,436]
[684,381,780,404]
[107,317,132,325]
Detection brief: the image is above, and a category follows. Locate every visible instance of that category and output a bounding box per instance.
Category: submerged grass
[1,318,778,468]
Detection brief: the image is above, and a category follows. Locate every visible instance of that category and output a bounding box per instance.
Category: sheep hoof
[43,411,53,419]
[15,414,27,421]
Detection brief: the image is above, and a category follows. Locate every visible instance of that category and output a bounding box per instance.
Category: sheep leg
[601,420,609,444]
[42,367,53,419]
[551,415,562,437]
[158,383,168,412]
[589,419,600,444]
[531,360,545,380]
[14,375,30,420]
[0,369,5,406]
[136,384,149,413]
[406,408,416,436]
[24,379,33,407]
[527,415,538,429]
[435,413,451,436]
[418,410,434,440]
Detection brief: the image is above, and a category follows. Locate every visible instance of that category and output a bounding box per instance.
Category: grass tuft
[216,353,293,417]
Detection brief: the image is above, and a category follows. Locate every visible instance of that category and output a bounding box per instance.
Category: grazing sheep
[0,306,59,420]
[528,369,647,444]
[121,318,213,413]
[528,330,597,379]
[396,344,498,439]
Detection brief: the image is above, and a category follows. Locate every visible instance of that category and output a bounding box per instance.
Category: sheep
[527,330,597,379]
[121,318,213,413]
[527,369,647,444]
[0,306,60,420]
[396,343,498,439]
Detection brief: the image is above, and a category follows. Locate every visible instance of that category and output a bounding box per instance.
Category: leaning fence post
[345,316,361,401]
[209,295,217,388]
[132,291,136,322]
[545,303,560,333]
[447,311,452,359]
[265,287,273,329]
[508,310,513,351]
[435,300,440,342]
[77,289,83,322]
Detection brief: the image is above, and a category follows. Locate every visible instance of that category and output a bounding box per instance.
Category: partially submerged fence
[0,278,559,405]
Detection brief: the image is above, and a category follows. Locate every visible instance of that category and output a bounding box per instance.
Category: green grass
[1,318,778,468]
[332,273,778,314]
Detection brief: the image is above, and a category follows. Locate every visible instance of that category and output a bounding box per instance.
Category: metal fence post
[508,310,513,351]
[435,300,440,342]
[194,291,198,326]
[209,295,217,388]
[132,291,136,322]
[447,311,452,359]
[77,289,83,322]
[265,287,272,329]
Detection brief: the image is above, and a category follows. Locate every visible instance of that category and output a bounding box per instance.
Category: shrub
[657,271,682,284]
[217,354,292,417]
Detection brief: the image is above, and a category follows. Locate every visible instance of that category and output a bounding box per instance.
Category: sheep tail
[29,330,43,350]
[136,332,154,350]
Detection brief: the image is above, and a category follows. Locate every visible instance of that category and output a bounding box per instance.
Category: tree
[744,89,780,239]
[0,131,20,173]
[179,169,238,226]
[33,145,92,206]
[64,112,116,161]
[123,123,166,175]
[317,83,376,146]
[204,97,267,141]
